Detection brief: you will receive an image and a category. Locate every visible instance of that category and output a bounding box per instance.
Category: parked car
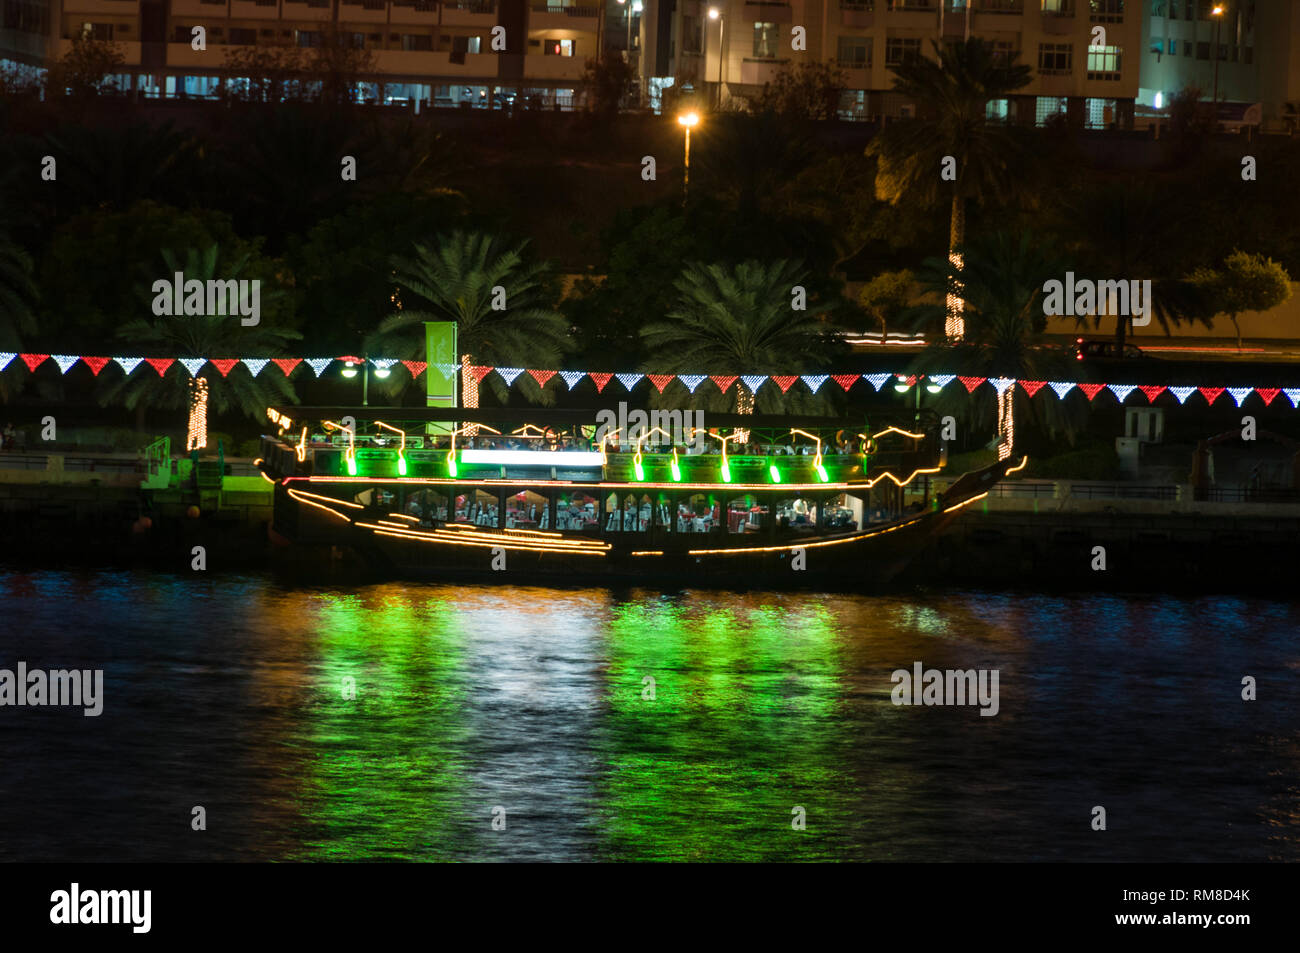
[1074,338,1146,361]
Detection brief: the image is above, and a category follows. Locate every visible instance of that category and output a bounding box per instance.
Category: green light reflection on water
[596,598,865,861]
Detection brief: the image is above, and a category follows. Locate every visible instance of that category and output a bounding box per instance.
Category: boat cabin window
[506,489,548,528]
[455,489,499,526]
[405,488,449,524]
[725,494,767,534]
[556,490,598,531]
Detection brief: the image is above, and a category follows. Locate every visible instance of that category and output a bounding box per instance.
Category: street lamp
[1212,5,1225,110]
[617,0,631,56]
[341,355,390,407]
[677,111,699,205]
[708,6,725,110]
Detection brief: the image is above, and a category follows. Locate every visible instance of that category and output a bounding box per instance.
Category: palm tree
[641,259,839,416]
[372,231,570,408]
[903,231,1075,460]
[867,38,1034,342]
[100,244,299,450]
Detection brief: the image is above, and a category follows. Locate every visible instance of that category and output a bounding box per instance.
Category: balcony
[336,0,390,23]
[523,52,585,80]
[60,0,141,14]
[837,63,871,87]
[743,1,793,23]
[390,1,440,23]
[739,57,788,84]
[170,0,232,17]
[280,0,333,21]
[529,2,598,30]
[372,49,498,77]
[166,41,232,69]
[442,0,497,25]
[840,2,874,28]
[228,0,283,20]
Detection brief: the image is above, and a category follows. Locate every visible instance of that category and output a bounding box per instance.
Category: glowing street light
[708,6,726,110]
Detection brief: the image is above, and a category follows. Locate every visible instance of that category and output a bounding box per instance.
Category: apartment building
[1140,1,1300,126]
[667,0,1143,125]
[0,0,610,107]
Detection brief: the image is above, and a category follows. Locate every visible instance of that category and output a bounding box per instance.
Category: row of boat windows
[355,487,865,534]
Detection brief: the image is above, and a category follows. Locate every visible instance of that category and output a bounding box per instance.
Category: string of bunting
[3,352,1297,408]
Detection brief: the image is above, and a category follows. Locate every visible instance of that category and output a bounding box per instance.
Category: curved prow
[937,455,1024,511]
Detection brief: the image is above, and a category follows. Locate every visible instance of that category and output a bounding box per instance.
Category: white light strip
[460,449,606,467]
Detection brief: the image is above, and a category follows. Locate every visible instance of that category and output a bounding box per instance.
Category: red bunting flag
[20,354,48,372]
[1256,387,1280,406]
[589,372,613,393]
[1077,383,1106,401]
[82,357,110,376]
[146,358,174,377]
[209,359,238,377]
[710,375,737,394]
[832,374,858,392]
[1019,380,1046,397]
[273,358,302,377]
[470,366,494,382]
[1139,385,1166,403]
[338,355,362,364]
[402,360,427,378]
[528,369,556,388]
[647,374,675,393]
[958,376,986,393]
[771,375,798,393]
[1199,386,1225,405]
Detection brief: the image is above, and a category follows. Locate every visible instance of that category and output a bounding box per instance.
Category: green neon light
[398,456,408,476]
[670,460,681,482]
[346,456,358,476]
[634,461,645,481]
[721,463,732,483]
[769,464,781,483]
[815,464,829,483]
[446,451,457,478]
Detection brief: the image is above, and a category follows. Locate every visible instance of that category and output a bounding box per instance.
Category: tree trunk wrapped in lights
[734,382,754,443]
[996,386,1013,461]
[186,376,209,452]
[946,196,966,342]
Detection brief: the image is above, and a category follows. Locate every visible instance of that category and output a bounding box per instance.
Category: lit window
[1086,44,1122,79]
[544,38,575,56]
[752,22,779,58]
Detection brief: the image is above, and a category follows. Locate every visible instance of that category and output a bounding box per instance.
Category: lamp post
[677,111,699,205]
[617,0,631,55]
[708,6,725,110]
[1212,5,1224,110]
[341,355,391,407]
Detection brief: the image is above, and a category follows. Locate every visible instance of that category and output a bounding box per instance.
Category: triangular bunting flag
[209,359,238,377]
[831,374,858,392]
[82,357,110,377]
[528,369,556,388]
[926,374,955,390]
[771,375,798,393]
[338,354,362,364]
[20,354,48,372]
[1199,386,1225,405]
[710,375,737,394]
[1256,387,1280,406]
[146,358,174,377]
[616,373,643,392]
[678,374,707,393]
[179,359,206,377]
[1226,386,1252,407]
[241,359,269,377]
[495,367,524,386]
[306,358,333,377]
[589,373,613,393]
[470,366,494,382]
[1077,383,1106,401]
[797,374,827,394]
[1048,381,1075,399]
[401,360,427,379]
[1283,389,1300,408]
[740,375,767,395]
[958,376,986,393]
[434,362,458,380]
[1019,380,1046,397]
[273,358,301,377]
[371,358,399,371]
[1107,384,1138,403]
[0,352,14,372]
[559,371,586,390]
[1168,386,1196,404]
[51,355,80,374]
[1139,385,1166,403]
[114,357,143,375]
[990,377,1015,395]
[864,373,892,392]
[647,374,675,393]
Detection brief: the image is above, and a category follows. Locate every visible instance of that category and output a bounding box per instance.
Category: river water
[0,569,1295,862]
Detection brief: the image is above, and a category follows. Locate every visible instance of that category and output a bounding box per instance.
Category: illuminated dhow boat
[257,406,1019,588]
